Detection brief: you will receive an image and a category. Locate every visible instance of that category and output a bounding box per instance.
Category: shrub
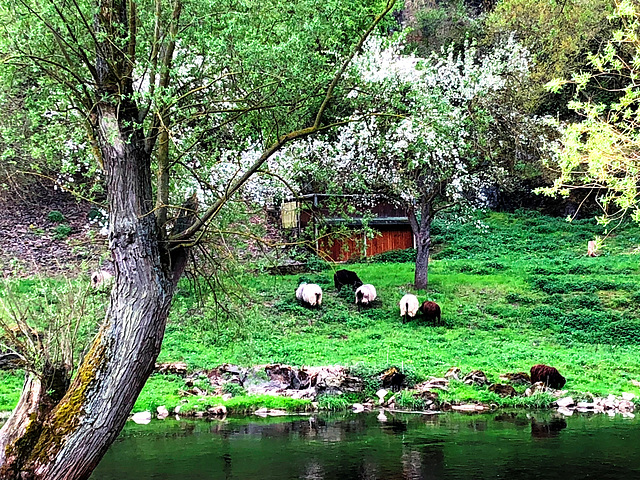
[52,224,72,240]
[571,295,601,310]
[47,210,65,223]
[222,382,247,397]
[602,320,640,345]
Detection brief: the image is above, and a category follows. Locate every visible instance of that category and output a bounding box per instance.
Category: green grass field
[3,210,640,413]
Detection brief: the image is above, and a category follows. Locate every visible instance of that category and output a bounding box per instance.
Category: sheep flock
[294,269,441,325]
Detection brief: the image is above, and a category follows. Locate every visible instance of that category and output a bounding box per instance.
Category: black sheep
[530,364,566,389]
[419,301,441,325]
[334,269,363,292]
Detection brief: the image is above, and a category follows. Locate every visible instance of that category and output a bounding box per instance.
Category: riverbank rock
[525,382,547,396]
[555,394,636,416]
[376,389,389,405]
[157,406,169,419]
[444,367,461,380]
[488,384,516,397]
[463,370,489,386]
[155,362,188,376]
[556,397,574,408]
[499,372,531,385]
[131,411,152,424]
[451,404,487,412]
[415,378,449,392]
[254,408,288,417]
[207,405,227,416]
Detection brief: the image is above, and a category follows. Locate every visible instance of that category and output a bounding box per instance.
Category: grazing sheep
[419,301,441,325]
[530,364,566,389]
[295,282,323,308]
[399,294,420,324]
[334,269,364,292]
[355,284,377,308]
[91,270,114,290]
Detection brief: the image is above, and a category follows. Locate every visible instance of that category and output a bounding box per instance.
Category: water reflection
[92,411,640,480]
[530,416,567,439]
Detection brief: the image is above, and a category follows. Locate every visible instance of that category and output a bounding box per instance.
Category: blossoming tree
[280,35,534,288]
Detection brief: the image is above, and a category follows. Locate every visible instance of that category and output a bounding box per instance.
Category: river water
[91,411,640,480]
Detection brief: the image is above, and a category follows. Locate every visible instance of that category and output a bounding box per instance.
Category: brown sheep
[419,301,441,325]
[530,364,566,389]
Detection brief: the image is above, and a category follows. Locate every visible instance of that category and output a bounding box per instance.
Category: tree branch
[170,0,397,243]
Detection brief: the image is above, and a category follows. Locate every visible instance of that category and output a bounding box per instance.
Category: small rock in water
[618,400,635,413]
[352,403,365,413]
[174,405,181,414]
[377,409,387,422]
[376,389,388,405]
[131,411,152,424]
[556,397,574,408]
[452,404,482,412]
[557,407,574,416]
[207,405,227,416]
[267,409,287,416]
[577,402,595,410]
[156,406,169,419]
[254,408,269,417]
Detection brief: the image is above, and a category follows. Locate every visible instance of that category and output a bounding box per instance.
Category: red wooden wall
[318,227,413,262]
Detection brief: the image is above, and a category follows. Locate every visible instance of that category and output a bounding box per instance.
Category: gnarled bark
[408,203,432,290]
[0,99,183,480]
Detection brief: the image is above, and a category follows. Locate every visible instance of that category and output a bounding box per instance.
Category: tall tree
[0,0,397,477]
[278,34,540,289]
[542,0,640,223]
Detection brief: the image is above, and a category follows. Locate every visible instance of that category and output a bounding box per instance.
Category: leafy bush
[571,295,601,310]
[222,382,247,397]
[52,224,72,240]
[47,210,65,223]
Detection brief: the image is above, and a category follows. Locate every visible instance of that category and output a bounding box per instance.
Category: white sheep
[295,282,323,308]
[91,270,114,290]
[399,294,420,323]
[355,284,377,307]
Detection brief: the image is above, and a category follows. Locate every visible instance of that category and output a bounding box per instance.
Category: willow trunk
[0,104,179,479]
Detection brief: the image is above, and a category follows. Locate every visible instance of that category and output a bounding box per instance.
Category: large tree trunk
[408,204,432,290]
[0,101,181,479]
[414,229,430,290]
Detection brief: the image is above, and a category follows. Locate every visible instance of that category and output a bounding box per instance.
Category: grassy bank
[3,210,640,414]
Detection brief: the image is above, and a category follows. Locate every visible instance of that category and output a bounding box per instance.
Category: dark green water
[91,411,640,480]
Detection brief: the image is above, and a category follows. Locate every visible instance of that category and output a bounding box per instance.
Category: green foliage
[485,0,614,113]
[47,211,65,223]
[0,372,23,411]
[51,224,72,240]
[222,383,247,397]
[539,0,640,223]
[4,211,640,413]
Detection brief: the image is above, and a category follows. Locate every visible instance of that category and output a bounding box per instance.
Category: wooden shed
[282,194,414,262]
